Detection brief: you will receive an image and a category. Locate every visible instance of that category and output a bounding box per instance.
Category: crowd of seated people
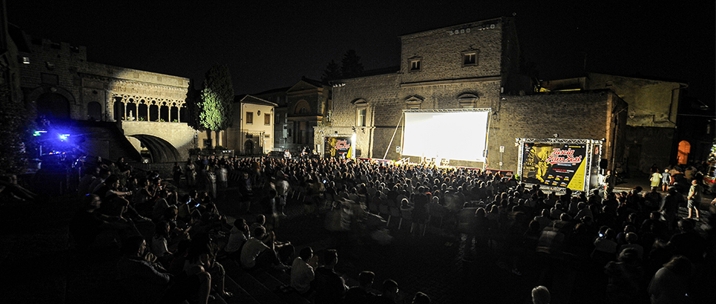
[68,154,712,303]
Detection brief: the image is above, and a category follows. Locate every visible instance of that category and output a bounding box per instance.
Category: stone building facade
[220,95,276,155]
[16,32,193,162]
[318,17,627,174]
[256,77,330,154]
[541,73,687,173]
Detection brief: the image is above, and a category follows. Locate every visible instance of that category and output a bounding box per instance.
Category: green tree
[321,59,342,82]
[198,64,234,148]
[340,49,364,78]
[185,78,202,130]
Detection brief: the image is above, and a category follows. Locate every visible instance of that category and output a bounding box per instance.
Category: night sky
[8,0,715,106]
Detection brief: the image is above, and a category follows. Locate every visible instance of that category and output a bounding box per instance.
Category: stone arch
[27,86,76,120]
[87,101,102,121]
[294,100,311,114]
[128,134,181,163]
[244,140,255,155]
[35,91,71,120]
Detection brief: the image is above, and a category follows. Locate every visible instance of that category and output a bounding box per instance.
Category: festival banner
[324,137,352,159]
[522,143,587,191]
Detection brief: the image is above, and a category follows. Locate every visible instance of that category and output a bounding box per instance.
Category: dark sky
[8,0,715,106]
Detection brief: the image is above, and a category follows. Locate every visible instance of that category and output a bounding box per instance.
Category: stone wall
[121,121,197,160]
[400,18,504,82]
[489,90,626,171]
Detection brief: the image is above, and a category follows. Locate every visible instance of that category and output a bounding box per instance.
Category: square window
[463,53,477,66]
[246,112,253,124]
[264,113,271,125]
[410,60,421,71]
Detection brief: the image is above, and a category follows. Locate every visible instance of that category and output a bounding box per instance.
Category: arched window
[457,93,479,108]
[126,102,137,121]
[179,106,187,122]
[150,104,159,122]
[36,92,70,120]
[113,101,125,121]
[171,106,179,122]
[294,100,311,115]
[352,99,368,127]
[160,102,169,122]
[138,101,148,121]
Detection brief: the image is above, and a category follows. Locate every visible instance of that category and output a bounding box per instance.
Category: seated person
[313,249,347,304]
[290,246,318,295]
[69,194,131,249]
[373,279,400,304]
[343,271,377,304]
[118,235,211,304]
[240,226,283,270]
[223,218,249,260]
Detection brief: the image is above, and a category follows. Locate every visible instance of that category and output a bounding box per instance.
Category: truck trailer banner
[522,143,587,191]
[325,137,352,159]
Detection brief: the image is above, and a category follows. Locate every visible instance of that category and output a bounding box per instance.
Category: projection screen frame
[400,108,491,163]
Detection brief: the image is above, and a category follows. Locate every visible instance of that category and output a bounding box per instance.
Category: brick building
[319,17,628,174]
[541,73,687,174]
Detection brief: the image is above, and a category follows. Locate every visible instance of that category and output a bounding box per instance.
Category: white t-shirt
[290,257,315,294]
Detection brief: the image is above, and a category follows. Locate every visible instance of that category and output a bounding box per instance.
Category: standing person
[686,179,702,219]
[172,162,183,188]
[650,169,662,190]
[660,187,681,232]
[185,159,197,188]
[275,173,290,217]
[661,169,670,192]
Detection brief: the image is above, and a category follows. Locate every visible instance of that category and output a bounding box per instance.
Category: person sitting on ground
[151,221,174,264]
[343,270,377,304]
[290,246,318,295]
[223,218,249,260]
[411,291,431,304]
[69,194,132,250]
[648,255,692,304]
[152,189,172,222]
[313,249,347,304]
[184,237,233,299]
[240,226,288,270]
[116,235,172,303]
[373,279,400,304]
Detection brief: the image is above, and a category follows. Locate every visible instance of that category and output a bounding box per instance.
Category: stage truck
[517,138,604,193]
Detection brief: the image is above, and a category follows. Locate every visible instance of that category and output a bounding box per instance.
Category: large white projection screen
[402,110,489,162]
